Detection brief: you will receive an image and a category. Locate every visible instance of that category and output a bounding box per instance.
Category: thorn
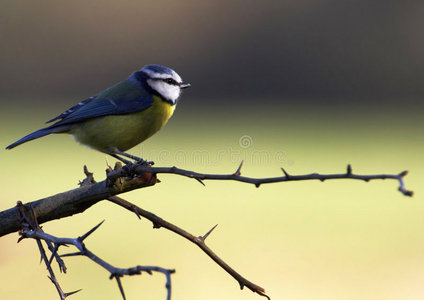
[152,222,162,229]
[114,275,126,300]
[132,207,141,219]
[199,224,218,242]
[281,167,290,178]
[79,220,105,242]
[48,244,60,266]
[60,252,82,258]
[59,260,67,274]
[347,164,352,175]
[234,161,244,176]
[319,177,325,182]
[257,290,271,300]
[239,281,245,290]
[195,177,205,186]
[65,289,82,297]
[83,165,94,180]
[83,165,90,176]
[80,165,96,186]
[398,170,408,177]
[255,183,261,188]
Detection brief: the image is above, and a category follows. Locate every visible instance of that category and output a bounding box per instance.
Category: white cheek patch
[147,79,181,104]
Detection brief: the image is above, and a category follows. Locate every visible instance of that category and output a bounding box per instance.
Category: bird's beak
[180,82,191,89]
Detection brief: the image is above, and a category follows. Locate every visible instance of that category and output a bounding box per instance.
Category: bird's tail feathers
[5,126,68,150]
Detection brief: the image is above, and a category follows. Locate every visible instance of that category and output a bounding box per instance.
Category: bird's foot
[129,155,154,166]
[135,159,155,166]
[111,151,154,166]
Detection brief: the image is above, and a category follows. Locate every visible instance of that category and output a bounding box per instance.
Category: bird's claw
[112,151,154,166]
[134,158,154,166]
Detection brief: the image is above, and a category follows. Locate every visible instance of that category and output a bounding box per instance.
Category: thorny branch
[107,162,413,196]
[18,202,175,300]
[1,162,413,299]
[0,162,412,237]
[108,195,269,299]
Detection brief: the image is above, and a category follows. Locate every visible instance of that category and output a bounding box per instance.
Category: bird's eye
[164,78,176,85]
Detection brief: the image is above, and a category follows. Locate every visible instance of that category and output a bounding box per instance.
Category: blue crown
[142,64,175,76]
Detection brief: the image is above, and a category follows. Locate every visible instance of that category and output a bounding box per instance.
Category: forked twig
[18,204,174,300]
[17,202,79,299]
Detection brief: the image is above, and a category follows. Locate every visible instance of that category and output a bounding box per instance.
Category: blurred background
[1,1,423,299]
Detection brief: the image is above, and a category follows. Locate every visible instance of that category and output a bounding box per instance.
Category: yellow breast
[71,96,175,152]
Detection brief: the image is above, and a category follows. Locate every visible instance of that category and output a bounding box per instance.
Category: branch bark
[0,167,157,237]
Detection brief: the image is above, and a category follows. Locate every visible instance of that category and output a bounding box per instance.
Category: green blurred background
[1,1,423,299]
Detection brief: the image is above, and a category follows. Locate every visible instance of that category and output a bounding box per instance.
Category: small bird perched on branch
[5,65,190,164]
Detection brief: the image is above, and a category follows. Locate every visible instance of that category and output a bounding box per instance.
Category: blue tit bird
[6,64,190,164]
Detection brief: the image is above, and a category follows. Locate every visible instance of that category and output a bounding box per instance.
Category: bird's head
[139,64,190,105]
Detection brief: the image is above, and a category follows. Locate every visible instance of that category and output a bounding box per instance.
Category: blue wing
[46,78,155,127]
[46,96,96,123]
[50,95,154,127]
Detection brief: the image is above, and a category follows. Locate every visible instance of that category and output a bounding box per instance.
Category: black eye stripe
[151,77,179,85]
[164,78,178,85]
